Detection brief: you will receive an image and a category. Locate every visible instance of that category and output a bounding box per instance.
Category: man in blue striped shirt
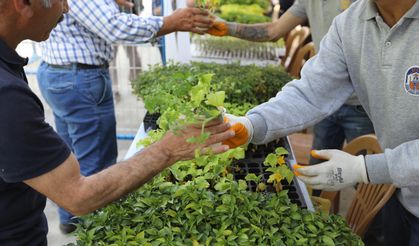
[37,0,213,234]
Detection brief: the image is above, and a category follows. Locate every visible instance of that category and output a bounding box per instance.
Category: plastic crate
[232,138,308,208]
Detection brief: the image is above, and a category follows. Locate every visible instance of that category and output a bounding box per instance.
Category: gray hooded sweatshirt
[247,0,419,216]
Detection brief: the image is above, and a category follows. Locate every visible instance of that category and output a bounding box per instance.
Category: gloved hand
[293,150,369,191]
[207,16,229,36]
[222,114,253,148]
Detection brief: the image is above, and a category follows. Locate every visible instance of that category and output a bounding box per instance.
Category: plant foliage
[71,69,363,246]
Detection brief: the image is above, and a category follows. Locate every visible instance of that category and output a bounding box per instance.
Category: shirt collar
[404,0,419,19]
[0,38,28,67]
[361,0,419,20]
[360,0,379,20]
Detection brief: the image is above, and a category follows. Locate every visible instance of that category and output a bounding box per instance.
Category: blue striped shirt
[41,0,163,65]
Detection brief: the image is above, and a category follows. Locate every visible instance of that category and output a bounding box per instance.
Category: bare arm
[24,122,233,216]
[211,11,305,42]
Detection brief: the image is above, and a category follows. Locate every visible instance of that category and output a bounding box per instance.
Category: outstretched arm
[25,122,233,216]
[208,11,305,42]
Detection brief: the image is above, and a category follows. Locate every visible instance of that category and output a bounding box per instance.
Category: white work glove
[222,114,254,148]
[293,150,369,191]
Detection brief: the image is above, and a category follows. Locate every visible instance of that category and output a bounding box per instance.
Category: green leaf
[322,235,335,246]
[244,173,259,182]
[291,212,301,220]
[206,91,225,107]
[275,147,288,156]
[264,153,277,167]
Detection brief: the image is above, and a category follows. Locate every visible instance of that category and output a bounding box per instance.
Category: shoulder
[0,68,44,117]
[332,0,368,35]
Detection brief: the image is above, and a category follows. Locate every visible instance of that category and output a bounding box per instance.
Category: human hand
[293,150,369,191]
[207,16,229,36]
[222,114,253,148]
[157,119,234,165]
[162,8,213,35]
[115,0,134,9]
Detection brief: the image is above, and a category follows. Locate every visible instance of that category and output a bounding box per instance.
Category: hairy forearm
[72,142,170,215]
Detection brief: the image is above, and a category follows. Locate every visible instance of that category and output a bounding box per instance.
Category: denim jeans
[37,62,117,224]
[309,104,375,165]
[383,193,419,246]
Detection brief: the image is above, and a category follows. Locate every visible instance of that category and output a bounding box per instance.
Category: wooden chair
[271,3,281,21]
[288,42,316,77]
[280,25,310,72]
[320,134,396,238]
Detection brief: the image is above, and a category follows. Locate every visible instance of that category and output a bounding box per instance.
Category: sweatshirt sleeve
[366,139,419,187]
[68,0,163,44]
[246,16,354,144]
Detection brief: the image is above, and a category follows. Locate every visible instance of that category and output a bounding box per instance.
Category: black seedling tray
[231,138,308,208]
[143,112,160,132]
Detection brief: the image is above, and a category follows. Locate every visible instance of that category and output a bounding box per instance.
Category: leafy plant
[133,62,293,107]
[71,64,364,246]
[219,4,270,24]
[219,0,270,9]
[195,0,220,11]
[263,147,294,192]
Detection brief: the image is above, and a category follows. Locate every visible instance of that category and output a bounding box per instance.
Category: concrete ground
[23,42,354,246]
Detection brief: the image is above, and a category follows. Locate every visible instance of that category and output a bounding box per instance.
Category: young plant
[264,147,294,192]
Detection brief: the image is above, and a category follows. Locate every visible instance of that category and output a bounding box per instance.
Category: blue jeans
[383,193,419,246]
[37,62,117,224]
[309,104,375,165]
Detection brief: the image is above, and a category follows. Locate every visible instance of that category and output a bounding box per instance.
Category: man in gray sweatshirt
[207,0,375,169]
[222,0,419,244]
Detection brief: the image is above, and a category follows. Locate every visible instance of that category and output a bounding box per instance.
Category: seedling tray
[231,138,308,208]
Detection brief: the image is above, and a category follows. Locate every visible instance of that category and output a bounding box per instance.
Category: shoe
[59,223,77,234]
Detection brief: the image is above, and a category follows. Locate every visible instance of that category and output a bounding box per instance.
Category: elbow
[63,197,93,216]
[67,204,92,216]
[59,177,97,216]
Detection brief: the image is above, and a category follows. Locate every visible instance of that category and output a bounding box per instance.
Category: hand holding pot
[207,15,229,36]
[222,114,253,148]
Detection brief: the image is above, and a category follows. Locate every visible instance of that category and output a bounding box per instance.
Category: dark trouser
[383,193,419,246]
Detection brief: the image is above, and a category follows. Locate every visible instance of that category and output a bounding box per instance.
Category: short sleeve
[288,0,308,19]
[0,84,71,182]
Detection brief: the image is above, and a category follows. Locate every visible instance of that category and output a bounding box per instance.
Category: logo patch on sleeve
[404,66,419,96]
